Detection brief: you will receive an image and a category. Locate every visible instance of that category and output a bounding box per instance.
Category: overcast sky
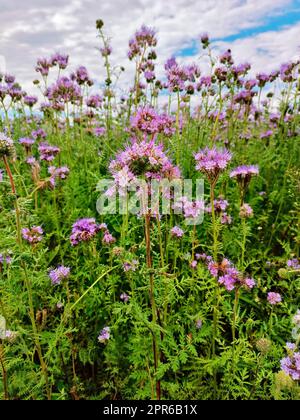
[0,0,300,95]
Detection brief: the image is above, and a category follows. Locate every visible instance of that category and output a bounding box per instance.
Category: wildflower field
[0,22,299,401]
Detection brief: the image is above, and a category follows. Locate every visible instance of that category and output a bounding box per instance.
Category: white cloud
[0,0,299,97]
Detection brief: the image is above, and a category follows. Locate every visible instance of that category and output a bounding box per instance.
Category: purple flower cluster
[239,203,253,218]
[49,266,70,285]
[48,166,70,187]
[86,94,102,108]
[70,218,100,246]
[22,226,43,244]
[195,147,232,183]
[51,53,69,70]
[123,259,139,272]
[205,256,255,291]
[98,326,110,343]
[24,95,38,108]
[130,106,175,137]
[47,76,82,104]
[267,292,282,305]
[128,25,157,60]
[38,143,60,162]
[287,258,300,270]
[0,253,12,266]
[230,165,259,187]
[120,293,130,303]
[165,57,200,93]
[281,352,300,380]
[171,226,184,238]
[70,66,93,86]
[108,139,181,192]
[0,132,15,158]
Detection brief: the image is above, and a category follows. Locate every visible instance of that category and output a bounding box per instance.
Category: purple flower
[35,58,52,76]
[0,132,15,158]
[287,258,300,270]
[38,142,60,162]
[190,260,198,269]
[120,293,130,303]
[98,326,110,343]
[48,166,70,187]
[195,147,232,183]
[102,230,116,245]
[230,165,259,180]
[0,253,12,266]
[51,53,69,69]
[100,46,112,57]
[281,353,300,380]
[70,66,93,86]
[49,266,70,285]
[206,258,255,291]
[123,259,139,272]
[70,218,100,246]
[171,226,184,238]
[260,130,273,139]
[196,319,203,329]
[24,95,38,107]
[32,128,47,140]
[239,203,253,218]
[22,226,43,244]
[130,106,175,137]
[267,292,282,305]
[221,213,232,224]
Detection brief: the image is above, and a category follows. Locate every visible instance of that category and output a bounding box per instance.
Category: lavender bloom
[32,128,47,140]
[24,95,38,107]
[100,46,112,57]
[70,218,100,246]
[196,319,203,329]
[102,230,116,245]
[256,73,269,88]
[206,258,255,291]
[267,292,282,305]
[221,213,232,224]
[36,58,52,76]
[94,127,106,137]
[130,106,175,137]
[281,353,300,380]
[98,326,110,343]
[239,203,253,218]
[194,147,232,184]
[38,143,60,162]
[22,226,43,244]
[120,293,130,303]
[86,94,102,108]
[0,133,15,158]
[51,53,69,69]
[47,76,82,103]
[190,260,198,269]
[49,266,70,285]
[260,130,273,139]
[48,166,69,187]
[171,226,184,238]
[70,66,93,86]
[287,258,300,270]
[123,259,139,272]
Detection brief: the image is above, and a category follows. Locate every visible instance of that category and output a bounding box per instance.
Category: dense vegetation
[0,22,299,400]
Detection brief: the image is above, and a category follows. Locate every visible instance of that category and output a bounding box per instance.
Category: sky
[0,0,300,96]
